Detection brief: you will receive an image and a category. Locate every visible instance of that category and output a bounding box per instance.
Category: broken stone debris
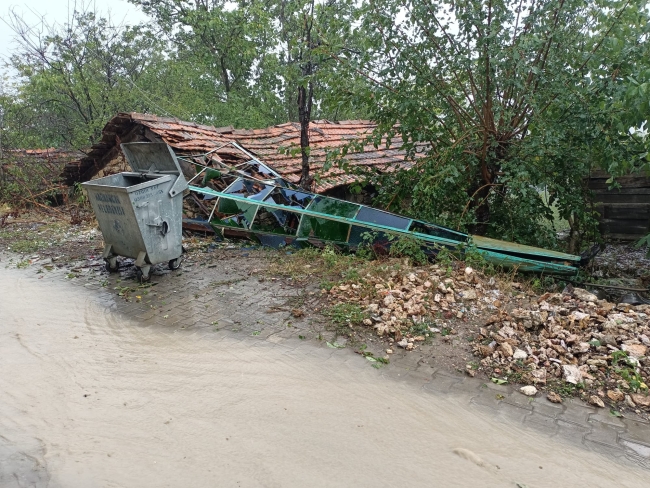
[326,263,649,410]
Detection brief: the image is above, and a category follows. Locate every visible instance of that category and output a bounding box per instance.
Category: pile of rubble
[326,261,650,411]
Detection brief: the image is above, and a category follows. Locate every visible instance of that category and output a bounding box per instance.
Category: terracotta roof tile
[62,112,418,192]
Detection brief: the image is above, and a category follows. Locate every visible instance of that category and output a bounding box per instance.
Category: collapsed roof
[62,112,420,192]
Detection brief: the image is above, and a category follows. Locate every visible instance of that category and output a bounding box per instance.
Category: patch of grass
[612,351,648,392]
[10,239,47,253]
[547,379,585,397]
[323,303,367,326]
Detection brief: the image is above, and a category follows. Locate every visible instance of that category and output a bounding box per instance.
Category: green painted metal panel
[252,206,301,235]
[472,235,580,262]
[191,185,579,275]
[299,216,351,242]
[216,197,258,229]
[308,196,360,218]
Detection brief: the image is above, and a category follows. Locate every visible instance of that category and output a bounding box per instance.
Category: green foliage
[5,9,167,148]
[387,234,428,265]
[1,1,368,151]
[324,302,367,326]
[328,0,650,251]
[611,350,648,393]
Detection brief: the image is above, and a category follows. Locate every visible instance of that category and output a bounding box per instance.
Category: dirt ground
[1,211,649,420]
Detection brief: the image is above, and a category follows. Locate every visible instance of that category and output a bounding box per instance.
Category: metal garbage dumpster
[82,142,188,282]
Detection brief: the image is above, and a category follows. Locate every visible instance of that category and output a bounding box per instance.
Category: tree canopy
[1,0,649,249]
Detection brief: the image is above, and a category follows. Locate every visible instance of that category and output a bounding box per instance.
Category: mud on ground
[1,212,649,421]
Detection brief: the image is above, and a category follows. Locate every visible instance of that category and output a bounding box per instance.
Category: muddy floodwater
[0,267,648,487]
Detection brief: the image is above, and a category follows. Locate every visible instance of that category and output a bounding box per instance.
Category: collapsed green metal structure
[179,143,584,275]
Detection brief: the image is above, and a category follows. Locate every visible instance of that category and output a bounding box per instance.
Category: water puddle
[0,268,647,487]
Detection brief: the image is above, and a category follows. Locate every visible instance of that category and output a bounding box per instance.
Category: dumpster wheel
[169,256,183,271]
[135,266,151,283]
[105,257,119,273]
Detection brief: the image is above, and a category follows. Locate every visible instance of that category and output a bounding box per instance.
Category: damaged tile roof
[4,147,86,186]
[61,112,420,192]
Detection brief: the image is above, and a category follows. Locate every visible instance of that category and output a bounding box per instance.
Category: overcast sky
[0,0,149,75]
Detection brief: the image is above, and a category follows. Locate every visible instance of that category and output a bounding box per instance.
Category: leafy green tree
[6,7,166,147]
[331,0,650,250]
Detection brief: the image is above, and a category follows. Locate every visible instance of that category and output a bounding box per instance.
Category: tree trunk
[470,183,491,236]
[298,80,313,190]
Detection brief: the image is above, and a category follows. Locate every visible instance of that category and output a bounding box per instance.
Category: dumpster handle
[146,220,169,237]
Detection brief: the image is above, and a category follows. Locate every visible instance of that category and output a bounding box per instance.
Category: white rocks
[531,369,547,385]
[520,386,537,396]
[571,311,590,321]
[513,349,528,360]
[461,289,478,300]
[562,364,583,385]
[464,267,474,276]
[573,288,598,303]
[397,338,409,349]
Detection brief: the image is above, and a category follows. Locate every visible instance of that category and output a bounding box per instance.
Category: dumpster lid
[121,142,184,174]
[121,143,188,197]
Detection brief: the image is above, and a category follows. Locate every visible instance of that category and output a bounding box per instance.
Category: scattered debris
[326,261,649,413]
[520,386,537,397]
[589,395,605,408]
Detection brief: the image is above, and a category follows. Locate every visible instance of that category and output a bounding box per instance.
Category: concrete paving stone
[119,304,146,315]
[618,437,650,460]
[503,391,535,411]
[624,452,650,470]
[135,311,158,320]
[584,422,624,448]
[413,363,437,378]
[588,412,627,429]
[555,419,591,442]
[392,354,423,371]
[483,381,512,395]
[555,404,594,427]
[531,400,564,419]
[380,368,417,383]
[265,333,294,345]
[524,412,559,435]
[620,418,650,444]
[492,402,532,424]
[423,375,461,394]
[583,439,627,460]
[450,378,483,395]
[135,318,159,328]
[305,346,335,361]
[470,389,505,409]
[162,308,190,320]
[405,368,436,384]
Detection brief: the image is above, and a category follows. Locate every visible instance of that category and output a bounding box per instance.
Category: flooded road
[1,267,648,487]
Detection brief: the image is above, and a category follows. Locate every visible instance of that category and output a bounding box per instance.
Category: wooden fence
[589,170,650,241]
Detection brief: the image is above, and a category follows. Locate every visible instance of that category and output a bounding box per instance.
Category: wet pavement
[2,256,650,487]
